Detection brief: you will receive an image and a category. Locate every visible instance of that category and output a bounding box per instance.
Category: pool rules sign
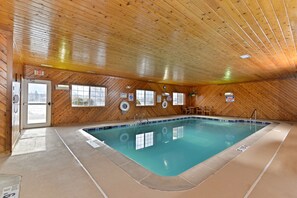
[225,92,234,103]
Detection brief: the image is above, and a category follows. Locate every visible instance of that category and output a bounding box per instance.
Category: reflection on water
[87,119,266,176]
[135,132,154,150]
[225,134,235,146]
[173,126,184,140]
[134,126,184,150]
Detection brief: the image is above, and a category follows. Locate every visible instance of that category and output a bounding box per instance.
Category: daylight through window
[136,90,155,106]
[71,85,106,107]
[173,92,185,105]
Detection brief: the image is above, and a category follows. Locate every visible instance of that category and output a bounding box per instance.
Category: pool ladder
[249,109,257,131]
[249,109,257,123]
[134,113,149,125]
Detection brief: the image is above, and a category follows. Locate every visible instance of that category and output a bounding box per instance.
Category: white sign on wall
[120,93,127,98]
[225,92,234,102]
[128,93,134,101]
[157,95,162,103]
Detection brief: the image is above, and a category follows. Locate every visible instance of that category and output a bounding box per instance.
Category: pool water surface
[85,119,267,176]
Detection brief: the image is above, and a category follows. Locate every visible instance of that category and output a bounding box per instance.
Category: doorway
[22,79,52,128]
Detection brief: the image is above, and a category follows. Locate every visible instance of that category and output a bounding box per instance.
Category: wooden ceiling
[1,0,297,85]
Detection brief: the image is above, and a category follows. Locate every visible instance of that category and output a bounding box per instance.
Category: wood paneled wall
[24,65,191,125]
[0,30,13,153]
[193,78,297,121]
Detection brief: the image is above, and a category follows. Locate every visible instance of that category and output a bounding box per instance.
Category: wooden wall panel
[24,65,191,125]
[193,78,297,121]
[0,33,8,152]
[0,30,12,153]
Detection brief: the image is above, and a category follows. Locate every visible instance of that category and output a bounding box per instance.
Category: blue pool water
[85,118,267,176]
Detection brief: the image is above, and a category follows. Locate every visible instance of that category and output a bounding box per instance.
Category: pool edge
[79,115,278,191]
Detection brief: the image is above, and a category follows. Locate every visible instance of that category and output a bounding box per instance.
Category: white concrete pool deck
[0,115,296,198]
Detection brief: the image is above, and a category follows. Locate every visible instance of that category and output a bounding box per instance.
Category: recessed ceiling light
[40,64,53,67]
[240,54,251,59]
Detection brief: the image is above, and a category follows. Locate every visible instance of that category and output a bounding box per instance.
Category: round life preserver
[162,100,168,109]
[120,133,129,142]
[120,101,130,112]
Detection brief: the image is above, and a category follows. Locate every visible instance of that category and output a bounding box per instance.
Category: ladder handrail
[249,109,257,122]
[141,113,149,123]
[134,113,142,125]
[134,113,149,125]
[250,109,257,118]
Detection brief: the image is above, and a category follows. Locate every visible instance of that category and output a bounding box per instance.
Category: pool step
[86,140,101,148]
[237,144,249,152]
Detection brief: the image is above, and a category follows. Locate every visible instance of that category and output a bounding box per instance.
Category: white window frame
[136,89,156,106]
[71,84,106,107]
[173,92,185,106]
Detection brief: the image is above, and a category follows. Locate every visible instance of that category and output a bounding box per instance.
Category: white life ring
[120,101,130,112]
[120,133,129,142]
[162,100,168,109]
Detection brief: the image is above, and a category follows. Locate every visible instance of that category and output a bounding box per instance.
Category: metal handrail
[133,113,149,125]
[134,114,140,125]
[141,113,149,123]
[249,109,257,122]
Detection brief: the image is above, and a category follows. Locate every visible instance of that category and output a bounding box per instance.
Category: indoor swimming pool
[84,117,269,176]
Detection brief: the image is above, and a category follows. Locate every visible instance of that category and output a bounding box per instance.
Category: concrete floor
[0,118,296,198]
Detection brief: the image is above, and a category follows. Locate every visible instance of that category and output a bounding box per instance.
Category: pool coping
[79,115,278,191]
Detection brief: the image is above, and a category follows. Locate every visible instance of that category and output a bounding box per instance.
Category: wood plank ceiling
[1,0,297,85]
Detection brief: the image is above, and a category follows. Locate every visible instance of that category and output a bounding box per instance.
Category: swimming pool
[84,118,268,176]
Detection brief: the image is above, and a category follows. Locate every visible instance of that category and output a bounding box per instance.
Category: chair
[195,106,204,115]
[204,106,213,116]
[182,107,191,115]
[188,106,195,114]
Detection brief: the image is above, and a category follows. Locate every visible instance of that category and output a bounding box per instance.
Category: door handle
[48,102,51,106]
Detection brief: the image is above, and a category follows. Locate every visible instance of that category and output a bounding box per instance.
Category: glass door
[22,80,51,128]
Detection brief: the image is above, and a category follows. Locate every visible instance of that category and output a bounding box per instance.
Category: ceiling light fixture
[40,64,53,67]
[240,54,251,59]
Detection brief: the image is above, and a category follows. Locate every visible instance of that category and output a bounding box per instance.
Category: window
[173,92,185,105]
[136,90,155,106]
[71,85,106,107]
